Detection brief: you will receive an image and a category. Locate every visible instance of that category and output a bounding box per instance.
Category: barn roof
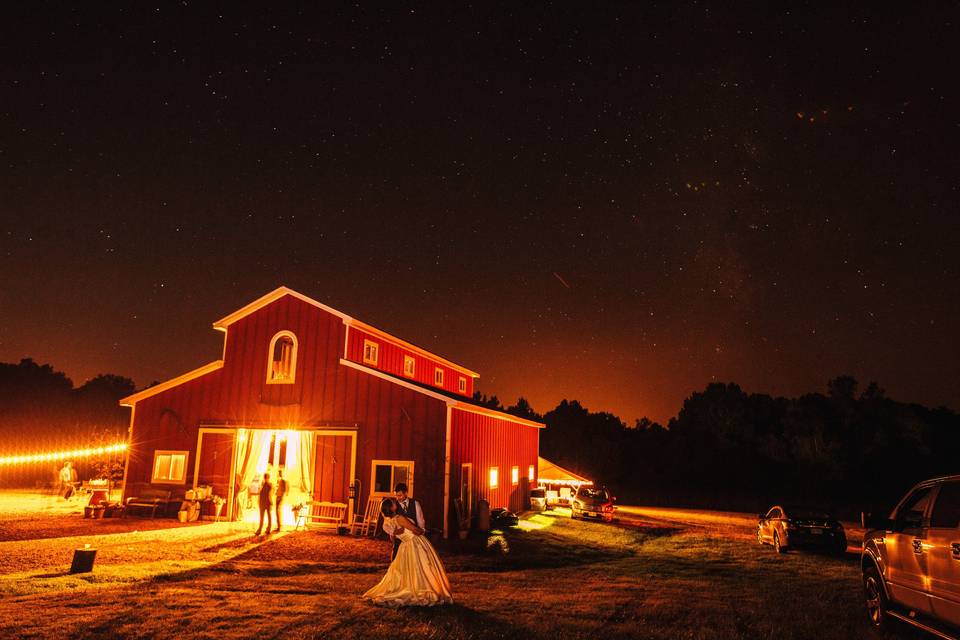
[213,286,479,378]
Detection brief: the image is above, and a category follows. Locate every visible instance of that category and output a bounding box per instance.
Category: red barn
[119,287,542,537]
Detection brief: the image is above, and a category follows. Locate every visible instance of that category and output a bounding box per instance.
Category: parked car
[571,486,616,522]
[861,475,960,638]
[530,488,547,512]
[756,505,847,554]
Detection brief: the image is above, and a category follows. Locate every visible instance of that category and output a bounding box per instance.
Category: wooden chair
[349,495,383,537]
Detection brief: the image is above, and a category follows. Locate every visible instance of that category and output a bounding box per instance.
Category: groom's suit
[391,497,424,560]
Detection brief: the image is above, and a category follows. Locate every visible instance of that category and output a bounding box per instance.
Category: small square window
[363,339,379,365]
[434,367,444,386]
[371,460,414,496]
[152,450,188,484]
[403,355,415,377]
[458,376,467,393]
[511,466,519,486]
[489,467,499,489]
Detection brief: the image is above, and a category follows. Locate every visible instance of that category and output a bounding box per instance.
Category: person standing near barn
[58,461,75,499]
[273,469,287,532]
[254,472,274,536]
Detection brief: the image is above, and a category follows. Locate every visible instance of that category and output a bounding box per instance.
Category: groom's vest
[398,498,419,524]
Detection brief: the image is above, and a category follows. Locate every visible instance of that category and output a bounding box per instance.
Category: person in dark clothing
[255,472,274,536]
[274,469,287,532]
[388,482,425,560]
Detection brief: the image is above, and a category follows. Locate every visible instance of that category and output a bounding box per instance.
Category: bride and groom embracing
[362,483,453,607]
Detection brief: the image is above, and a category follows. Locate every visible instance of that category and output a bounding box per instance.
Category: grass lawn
[0,503,905,640]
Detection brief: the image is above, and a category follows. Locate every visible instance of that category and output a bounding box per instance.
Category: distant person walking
[274,469,287,532]
[255,472,274,536]
[58,461,76,499]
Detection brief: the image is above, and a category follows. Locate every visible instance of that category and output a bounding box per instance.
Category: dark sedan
[757,505,847,554]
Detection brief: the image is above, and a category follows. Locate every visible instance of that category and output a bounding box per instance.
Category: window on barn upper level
[403,355,415,377]
[267,331,298,384]
[458,376,467,393]
[528,465,535,482]
[489,467,499,489]
[363,339,379,366]
[511,466,520,486]
[434,367,444,386]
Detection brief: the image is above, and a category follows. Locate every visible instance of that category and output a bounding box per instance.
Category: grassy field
[0,498,908,640]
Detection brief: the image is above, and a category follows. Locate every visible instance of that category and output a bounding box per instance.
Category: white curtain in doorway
[298,431,313,496]
[233,429,314,526]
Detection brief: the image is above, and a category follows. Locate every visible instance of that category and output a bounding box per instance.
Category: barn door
[195,431,235,516]
[312,434,354,507]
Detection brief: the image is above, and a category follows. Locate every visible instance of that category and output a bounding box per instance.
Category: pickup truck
[861,475,960,638]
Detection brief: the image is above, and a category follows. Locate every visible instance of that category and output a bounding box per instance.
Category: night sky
[2,4,958,424]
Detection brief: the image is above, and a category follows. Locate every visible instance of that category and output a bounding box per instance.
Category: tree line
[2,358,957,515]
[482,376,960,516]
[0,359,133,487]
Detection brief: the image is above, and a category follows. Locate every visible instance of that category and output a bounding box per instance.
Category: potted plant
[211,495,225,520]
[291,502,306,526]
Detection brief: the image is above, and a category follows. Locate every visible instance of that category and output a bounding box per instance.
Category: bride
[362,498,453,607]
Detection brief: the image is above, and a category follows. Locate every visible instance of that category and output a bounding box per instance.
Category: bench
[124,489,174,519]
[296,501,347,531]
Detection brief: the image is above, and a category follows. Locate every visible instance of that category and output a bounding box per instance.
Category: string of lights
[0,442,127,466]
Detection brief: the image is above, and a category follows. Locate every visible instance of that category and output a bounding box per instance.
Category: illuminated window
[489,467,499,489]
[511,466,519,486]
[434,367,444,386]
[152,450,188,484]
[403,355,416,377]
[267,331,298,384]
[371,460,414,496]
[363,339,379,365]
[528,465,535,482]
[458,376,467,393]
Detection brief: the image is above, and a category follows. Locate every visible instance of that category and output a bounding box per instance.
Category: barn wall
[345,327,474,398]
[449,408,540,531]
[124,294,448,525]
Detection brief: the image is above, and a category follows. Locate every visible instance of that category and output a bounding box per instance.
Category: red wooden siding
[448,408,540,531]
[345,327,474,398]
[124,294,449,528]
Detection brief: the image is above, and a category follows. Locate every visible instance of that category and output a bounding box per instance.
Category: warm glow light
[0,442,127,466]
[528,465,535,482]
[511,466,519,485]
[489,467,499,489]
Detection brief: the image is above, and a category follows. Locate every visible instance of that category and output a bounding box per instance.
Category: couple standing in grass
[362,482,453,607]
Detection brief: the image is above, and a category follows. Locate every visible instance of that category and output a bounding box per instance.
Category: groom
[385,482,425,560]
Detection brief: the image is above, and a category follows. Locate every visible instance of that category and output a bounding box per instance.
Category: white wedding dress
[363,518,453,607]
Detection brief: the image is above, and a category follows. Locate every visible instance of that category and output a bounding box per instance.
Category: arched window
[266,331,298,384]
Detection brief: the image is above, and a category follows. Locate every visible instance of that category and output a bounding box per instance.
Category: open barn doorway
[206,428,355,527]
